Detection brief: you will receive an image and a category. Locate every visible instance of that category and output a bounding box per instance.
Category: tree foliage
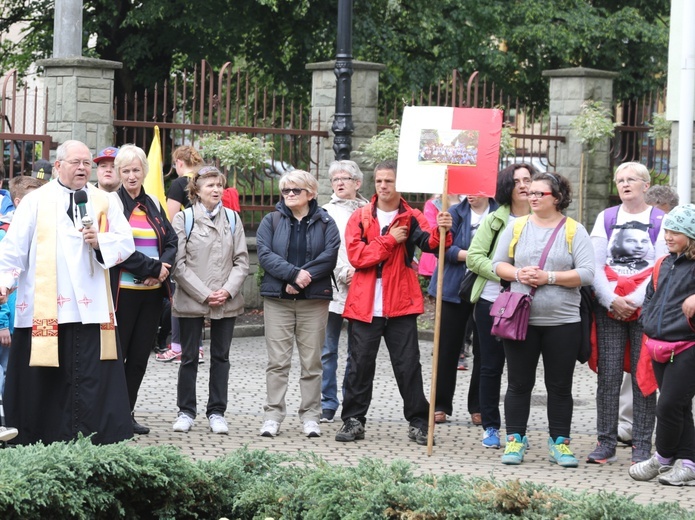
[0,0,669,109]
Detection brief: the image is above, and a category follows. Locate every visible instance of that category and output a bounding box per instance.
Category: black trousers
[116,289,163,411]
[475,299,506,430]
[503,322,581,439]
[653,346,695,460]
[342,315,429,429]
[177,316,236,419]
[435,300,477,416]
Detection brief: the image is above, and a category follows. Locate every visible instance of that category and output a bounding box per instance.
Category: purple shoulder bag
[490,218,566,341]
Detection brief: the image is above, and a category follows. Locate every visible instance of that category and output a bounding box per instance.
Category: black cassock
[5,323,133,445]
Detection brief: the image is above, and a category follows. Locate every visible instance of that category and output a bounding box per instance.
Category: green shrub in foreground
[0,437,691,519]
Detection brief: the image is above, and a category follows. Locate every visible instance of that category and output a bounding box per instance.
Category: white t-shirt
[589,205,667,308]
[372,208,399,317]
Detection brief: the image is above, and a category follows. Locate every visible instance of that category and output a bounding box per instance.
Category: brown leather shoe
[470,413,482,426]
[434,411,447,424]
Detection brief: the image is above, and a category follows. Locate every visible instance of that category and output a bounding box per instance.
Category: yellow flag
[145,125,169,219]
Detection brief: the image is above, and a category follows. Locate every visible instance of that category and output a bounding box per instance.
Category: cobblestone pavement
[132,328,695,511]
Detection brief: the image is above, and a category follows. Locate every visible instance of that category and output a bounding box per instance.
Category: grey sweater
[492,219,595,326]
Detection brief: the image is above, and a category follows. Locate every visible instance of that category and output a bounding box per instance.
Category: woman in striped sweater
[111,144,178,435]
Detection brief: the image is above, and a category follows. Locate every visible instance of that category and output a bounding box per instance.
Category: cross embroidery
[32,318,58,337]
[16,301,28,313]
[100,312,116,331]
[57,294,71,308]
[78,295,93,308]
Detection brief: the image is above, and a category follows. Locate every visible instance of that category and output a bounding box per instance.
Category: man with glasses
[319,160,370,424]
[0,140,136,445]
[335,160,452,446]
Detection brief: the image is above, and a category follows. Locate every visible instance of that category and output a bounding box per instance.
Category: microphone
[73,190,94,275]
[74,190,89,224]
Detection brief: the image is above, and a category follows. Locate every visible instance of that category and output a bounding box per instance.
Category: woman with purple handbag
[491,172,595,468]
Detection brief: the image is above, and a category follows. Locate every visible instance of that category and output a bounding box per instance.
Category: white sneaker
[303,420,321,438]
[0,426,18,442]
[172,413,194,433]
[260,419,280,437]
[209,414,228,434]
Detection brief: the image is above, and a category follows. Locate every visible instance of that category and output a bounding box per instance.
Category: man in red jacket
[335,160,452,445]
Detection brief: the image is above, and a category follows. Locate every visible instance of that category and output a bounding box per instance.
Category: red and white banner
[396,106,503,197]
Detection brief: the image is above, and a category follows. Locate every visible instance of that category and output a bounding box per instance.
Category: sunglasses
[281,188,307,196]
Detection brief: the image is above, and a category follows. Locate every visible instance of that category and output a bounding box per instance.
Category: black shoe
[335,417,365,442]
[320,409,336,423]
[408,426,433,446]
[132,414,150,435]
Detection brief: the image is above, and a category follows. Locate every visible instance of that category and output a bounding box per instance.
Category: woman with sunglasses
[170,166,249,434]
[492,172,594,467]
[256,170,340,438]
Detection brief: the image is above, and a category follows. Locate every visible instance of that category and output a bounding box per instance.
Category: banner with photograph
[396,106,503,196]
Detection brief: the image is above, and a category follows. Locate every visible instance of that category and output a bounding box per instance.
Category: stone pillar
[543,67,618,227]
[307,60,385,203]
[36,57,121,159]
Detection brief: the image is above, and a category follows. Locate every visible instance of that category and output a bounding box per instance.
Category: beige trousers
[262,298,329,423]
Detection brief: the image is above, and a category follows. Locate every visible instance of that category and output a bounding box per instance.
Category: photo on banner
[396,106,503,196]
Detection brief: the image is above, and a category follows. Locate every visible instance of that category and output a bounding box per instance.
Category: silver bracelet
[548,271,556,285]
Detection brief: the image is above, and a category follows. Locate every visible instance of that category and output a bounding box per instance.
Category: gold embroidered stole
[30,187,117,367]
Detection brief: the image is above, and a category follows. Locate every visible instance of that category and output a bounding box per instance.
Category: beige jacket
[172,202,249,319]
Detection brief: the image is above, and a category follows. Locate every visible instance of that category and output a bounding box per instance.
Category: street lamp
[332,0,354,160]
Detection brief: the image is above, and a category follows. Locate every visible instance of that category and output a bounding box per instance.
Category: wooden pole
[427,169,449,455]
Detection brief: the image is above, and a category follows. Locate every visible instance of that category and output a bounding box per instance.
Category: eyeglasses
[281,188,307,196]
[331,177,354,184]
[64,159,92,168]
[616,177,642,185]
[528,191,553,199]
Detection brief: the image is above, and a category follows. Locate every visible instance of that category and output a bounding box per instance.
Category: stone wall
[306,60,385,203]
[543,67,618,227]
[37,57,121,159]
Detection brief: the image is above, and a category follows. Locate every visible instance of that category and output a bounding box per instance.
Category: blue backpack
[182,206,237,242]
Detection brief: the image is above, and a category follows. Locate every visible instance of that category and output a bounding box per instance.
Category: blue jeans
[321,311,352,412]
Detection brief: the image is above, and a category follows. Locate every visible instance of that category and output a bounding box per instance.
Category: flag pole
[427,168,449,455]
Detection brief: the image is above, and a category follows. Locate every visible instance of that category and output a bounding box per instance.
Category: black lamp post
[332,0,354,160]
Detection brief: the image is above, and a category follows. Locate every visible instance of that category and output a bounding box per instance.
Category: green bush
[0,437,691,519]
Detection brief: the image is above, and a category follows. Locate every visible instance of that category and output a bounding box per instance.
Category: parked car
[263,159,295,178]
[500,156,549,173]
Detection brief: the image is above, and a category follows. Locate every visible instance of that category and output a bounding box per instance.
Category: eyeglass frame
[331,176,355,184]
[527,191,553,199]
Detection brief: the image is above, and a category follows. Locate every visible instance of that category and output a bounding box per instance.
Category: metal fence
[113,60,327,230]
[0,69,52,182]
[610,90,669,199]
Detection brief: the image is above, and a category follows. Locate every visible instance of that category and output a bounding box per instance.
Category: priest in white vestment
[0,140,136,445]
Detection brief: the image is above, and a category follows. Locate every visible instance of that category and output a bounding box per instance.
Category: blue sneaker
[501,434,528,465]
[548,436,578,468]
[482,427,501,449]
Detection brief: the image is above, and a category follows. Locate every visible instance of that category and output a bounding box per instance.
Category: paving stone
[132,332,695,510]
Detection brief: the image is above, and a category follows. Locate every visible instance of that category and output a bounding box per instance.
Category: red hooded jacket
[343,195,451,323]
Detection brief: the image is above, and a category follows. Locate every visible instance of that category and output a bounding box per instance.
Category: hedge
[0,437,691,519]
